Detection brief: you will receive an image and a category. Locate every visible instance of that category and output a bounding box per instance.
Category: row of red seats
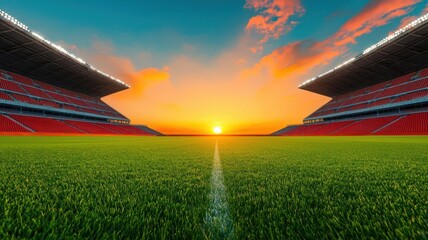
[304,120,355,135]
[390,73,414,87]
[31,80,112,110]
[329,72,416,103]
[63,120,153,135]
[376,112,428,135]
[310,89,428,118]
[11,115,83,133]
[63,120,114,134]
[119,125,151,135]
[7,71,34,85]
[316,69,427,110]
[0,92,13,101]
[1,89,122,118]
[0,79,26,94]
[282,123,326,136]
[1,70,122,116]
[0,114,153,135]
[391,90,428,104]
[333,116,399,135]
[21,85,51,99]
[377,78,428,99]
[281,112,427,136]
[309,80,428,118]
[419,69,428,78]
[0,115,30,132]
[96,123,151,135]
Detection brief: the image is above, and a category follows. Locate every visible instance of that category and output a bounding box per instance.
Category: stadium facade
[273,13,428,136]
[0,9,162,135]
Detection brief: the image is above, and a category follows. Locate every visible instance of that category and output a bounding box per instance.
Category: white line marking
[205,141,234,239]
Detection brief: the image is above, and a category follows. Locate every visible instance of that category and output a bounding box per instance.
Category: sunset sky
[3,0,427,134]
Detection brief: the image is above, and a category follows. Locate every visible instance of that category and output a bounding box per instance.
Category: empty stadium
[1,2,428,240]
[0,10,161,136]
[273,14,428,136]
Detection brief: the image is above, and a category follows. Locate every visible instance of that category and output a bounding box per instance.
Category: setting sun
[213,126,222,134]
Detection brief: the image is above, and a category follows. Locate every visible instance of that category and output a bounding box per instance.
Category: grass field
[0,136,427,239]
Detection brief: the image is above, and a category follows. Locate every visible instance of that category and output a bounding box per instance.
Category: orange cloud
[243,41,344,80]
[333,0,420,46]
[127,68,170,95]
[245,0,304,44]
[240,0,421,131]
[60,41,170,97]
[247,0,420,81]
[390,3,428,34]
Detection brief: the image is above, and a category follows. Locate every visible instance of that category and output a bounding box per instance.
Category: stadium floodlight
[298,57,355,87]
[363,13,428,55]
[0,9,130,88]
[299,12,428,88]
[0,10,29,32]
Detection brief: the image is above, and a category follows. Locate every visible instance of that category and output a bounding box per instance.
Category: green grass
[0,136,214,239]
[0,136,427,239]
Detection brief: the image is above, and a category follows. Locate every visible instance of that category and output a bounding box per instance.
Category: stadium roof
[300,13,428,97]
[0,9,129,97]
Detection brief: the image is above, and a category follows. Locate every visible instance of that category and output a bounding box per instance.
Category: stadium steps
[19,84,31,95]
[271,125,298,136]
[332,116,398,135]
[7,92,17,101]
[64,120,117,134]
[60,120,89,134]
[330,120,360,135]
[2,114,35,132]
[10,115,85,133]
[302,124,326,135]
[371,115,406,134]
[0,91,14,101]
[374,112,428,135]
[135,125,163,136]
[95,123,120,134]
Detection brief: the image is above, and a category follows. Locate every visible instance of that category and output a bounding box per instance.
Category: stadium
[0,10,161,136]
[273,13,428,136]
[1,3,428,240]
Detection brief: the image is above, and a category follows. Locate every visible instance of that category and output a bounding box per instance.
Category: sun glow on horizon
[213,126,223,134]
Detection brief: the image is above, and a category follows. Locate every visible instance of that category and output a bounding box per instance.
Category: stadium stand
[0,10,161,136]
[273,13,428,136]
[306,73,428,118]
[0,112,158,135]
[276,112,428,136]
[375,112,428,135]
[10,115,83,134]
[0,114,30,132]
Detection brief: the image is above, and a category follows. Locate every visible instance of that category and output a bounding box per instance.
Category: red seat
[10,115,84,133]
[0,79,26,94]
[0,115,30,132]
[375,112,428,135]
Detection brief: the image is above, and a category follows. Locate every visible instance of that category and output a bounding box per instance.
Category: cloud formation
[246,0,420,81]
[60,41,170,97]
[237,0,421,132]
[245,0,304,45]
[393,3,428,32]
[333,0,420,46]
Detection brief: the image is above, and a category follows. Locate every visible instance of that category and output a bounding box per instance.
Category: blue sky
[4,0,425,68]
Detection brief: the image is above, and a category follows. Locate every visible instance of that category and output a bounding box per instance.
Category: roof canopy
[300,14,428,97]
[0,10,129,97]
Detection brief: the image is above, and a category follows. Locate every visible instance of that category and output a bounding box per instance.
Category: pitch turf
[0,136,427,239]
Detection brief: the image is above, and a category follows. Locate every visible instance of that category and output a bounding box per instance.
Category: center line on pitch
[205,141,233,239]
